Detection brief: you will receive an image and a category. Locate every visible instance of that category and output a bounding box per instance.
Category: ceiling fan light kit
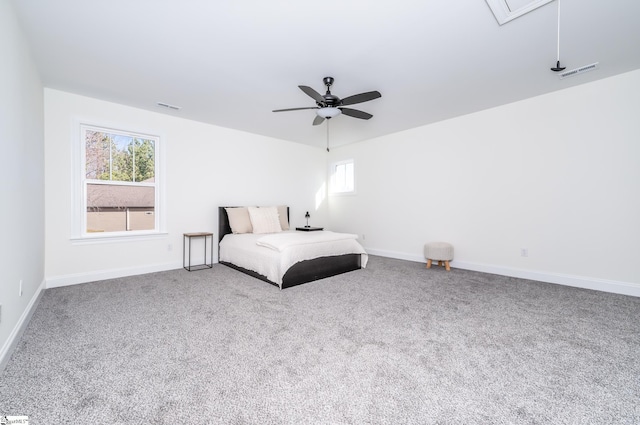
[273,76,381,126]
[316,107,341,119]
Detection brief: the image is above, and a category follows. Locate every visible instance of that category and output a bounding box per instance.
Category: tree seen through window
[85,130,155,183]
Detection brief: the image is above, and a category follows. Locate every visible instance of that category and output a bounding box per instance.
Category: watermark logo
[0,416,29,425]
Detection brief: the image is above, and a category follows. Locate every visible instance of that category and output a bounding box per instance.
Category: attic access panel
[486,0,554,25]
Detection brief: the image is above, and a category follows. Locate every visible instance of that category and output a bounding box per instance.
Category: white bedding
[256,230,359,252]
[219,230,368,287]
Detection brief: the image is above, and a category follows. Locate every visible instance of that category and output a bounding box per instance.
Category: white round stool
[424,242,454,271]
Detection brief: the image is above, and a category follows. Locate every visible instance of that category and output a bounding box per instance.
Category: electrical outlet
[520,248,529,257]
[168,243,173,252]
[20,279,23,296]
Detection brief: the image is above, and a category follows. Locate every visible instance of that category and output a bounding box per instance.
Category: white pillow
[225,207,253,234]
[267,205,289,231]
[248,206,282,234]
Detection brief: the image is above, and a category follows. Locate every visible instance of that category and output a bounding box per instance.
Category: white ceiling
[10,0,640,149]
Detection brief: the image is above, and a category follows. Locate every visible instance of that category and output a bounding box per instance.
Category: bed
[218,206,367,289]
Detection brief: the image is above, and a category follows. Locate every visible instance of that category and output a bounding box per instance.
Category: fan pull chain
[326,120,330,152]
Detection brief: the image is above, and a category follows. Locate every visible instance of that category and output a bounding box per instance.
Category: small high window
[330,159,355,194]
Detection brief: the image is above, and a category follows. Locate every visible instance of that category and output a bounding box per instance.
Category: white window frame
[329,158,356,195]
[71,121,166,243]
[485,0,554,25]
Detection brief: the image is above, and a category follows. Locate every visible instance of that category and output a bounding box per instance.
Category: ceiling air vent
[156,102,182,111]
[486,0,554,25]
[559,62,599,79]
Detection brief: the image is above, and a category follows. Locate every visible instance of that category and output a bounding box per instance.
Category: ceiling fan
[272,77,381,126]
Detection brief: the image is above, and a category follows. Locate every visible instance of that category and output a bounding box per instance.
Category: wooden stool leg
[438,260,443,266]
[445,261,451,271]
[426,259,432,269]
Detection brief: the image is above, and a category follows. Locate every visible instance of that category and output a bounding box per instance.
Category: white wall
[44,89,328,287]
[328,70,640,295]
[0,0,45,367]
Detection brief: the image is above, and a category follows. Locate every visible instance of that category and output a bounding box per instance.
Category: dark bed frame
[218,207,361,289]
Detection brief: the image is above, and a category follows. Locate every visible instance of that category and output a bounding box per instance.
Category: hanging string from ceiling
[551,0,566,72]
[326,119,330,152]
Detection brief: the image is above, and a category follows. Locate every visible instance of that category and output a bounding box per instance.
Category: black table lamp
[304,211,310,227]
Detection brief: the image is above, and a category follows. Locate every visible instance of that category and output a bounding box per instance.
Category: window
[485,0,554,25]
[77,124,160,238]
[330,159,355,194]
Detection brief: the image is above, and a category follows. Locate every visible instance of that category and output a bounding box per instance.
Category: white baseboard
[46,261,184,289]
[0,279,46,373]
[366,248,424,264]
[366,248,640,297]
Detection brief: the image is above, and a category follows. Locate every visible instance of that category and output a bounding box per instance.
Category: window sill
[71,231,169,245]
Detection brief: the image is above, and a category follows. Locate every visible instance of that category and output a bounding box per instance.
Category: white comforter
[256,231,359,252]
[219,230,368,287]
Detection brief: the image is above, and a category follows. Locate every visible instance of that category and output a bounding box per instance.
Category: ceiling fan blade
[272,107,318,112]
[340,91,381,106]
[339,107,373,120]
[313,115,325,126]
[299,85,325,104]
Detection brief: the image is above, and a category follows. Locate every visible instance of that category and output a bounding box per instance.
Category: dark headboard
[218,206,290,244]
[218,207,234,244]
